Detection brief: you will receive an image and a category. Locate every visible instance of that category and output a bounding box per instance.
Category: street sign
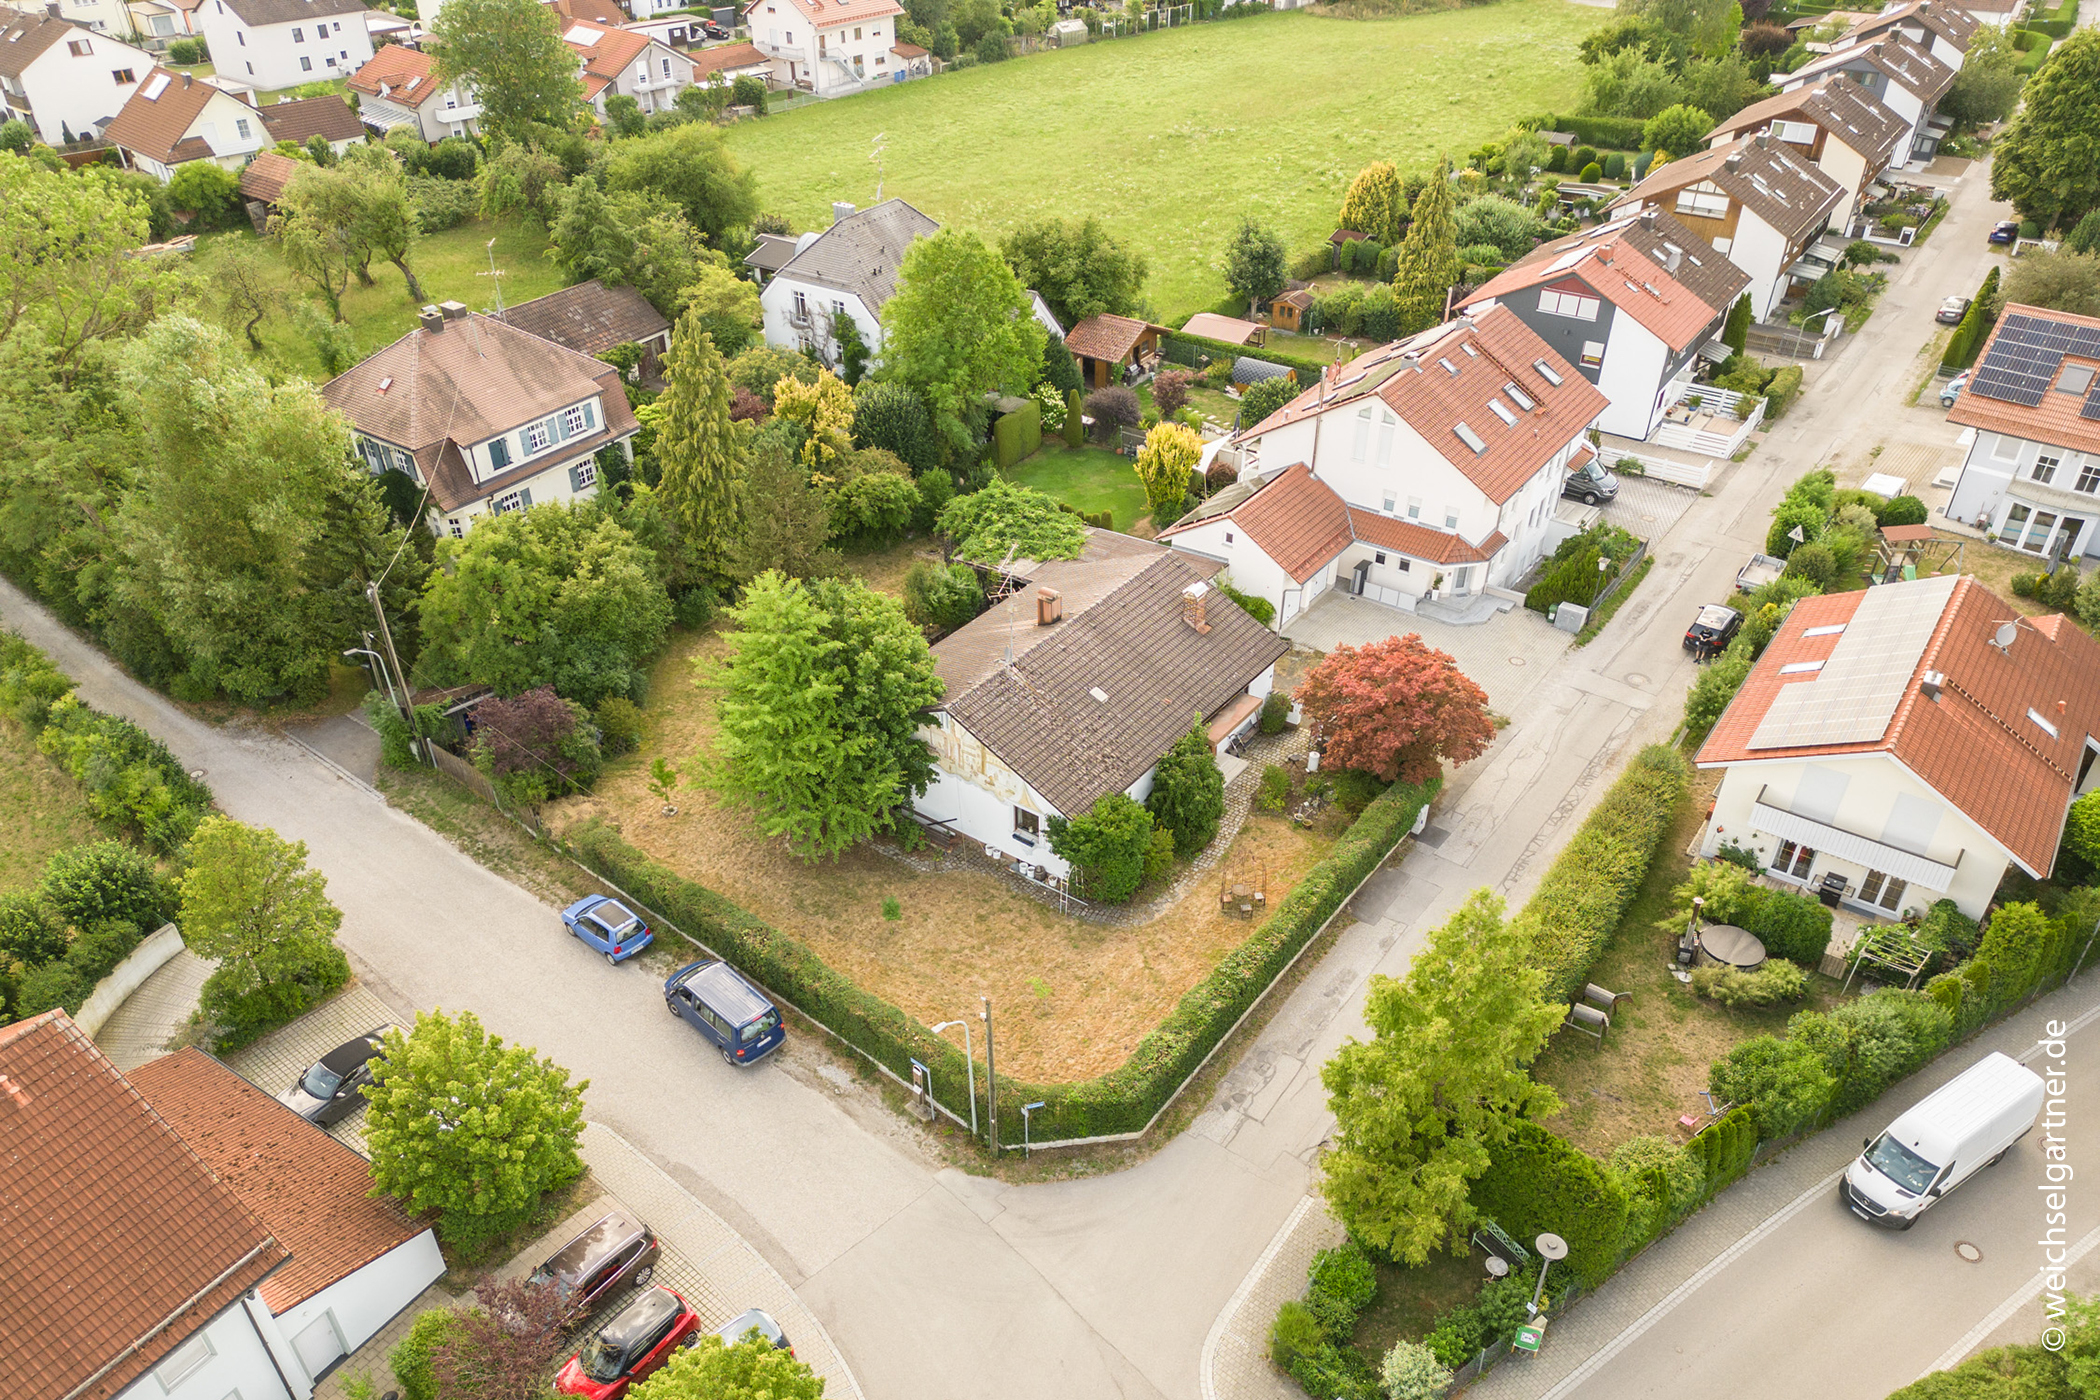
[1513,1319,1547,1354]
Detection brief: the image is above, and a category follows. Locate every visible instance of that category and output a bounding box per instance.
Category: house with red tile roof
[104,66,271,180]
[1695,575,2100,919]
[559,13,696,117]
[1943,304,2100,562]
[1459,208,1749,443]
[346,44,480,143]
[742,0,904,94]
[1159,305,1606,627]
[0,1013,439,1400]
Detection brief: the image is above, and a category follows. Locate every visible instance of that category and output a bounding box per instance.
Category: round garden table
[1699,924,1767,971]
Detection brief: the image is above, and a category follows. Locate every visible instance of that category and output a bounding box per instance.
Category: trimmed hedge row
[992,399,1042,472]
[1763,365,1805,419]
[1471,1122,1629,1288]
[1532,112,1646,150]
[1513,745,1691,1000]
[1162,329,1325,383]
[568,776,1439,1144]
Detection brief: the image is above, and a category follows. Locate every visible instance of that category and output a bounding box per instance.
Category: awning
[1697,339,1732,363]
[356,97,420,130]
[1750,799,1962,891]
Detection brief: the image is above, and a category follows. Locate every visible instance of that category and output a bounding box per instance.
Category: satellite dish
[1995,622,2019,649]
[1536,1233,1570,1261]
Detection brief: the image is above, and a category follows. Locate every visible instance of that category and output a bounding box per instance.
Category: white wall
[587,39,694,116]
[200,2,371,89]
[915,714,1072,879]
[1945,430,2100,559]
[1820,139,1872,229]
[1731,212,1797,320]
[433,445,618,536]
[11,32,157,145]
[267,1232,445,1379]
[746,0,897,91]
[760,279,882,364]
[1164,515,1300,624]
[409,82,479,142]
[115,1303,290,1400]
[1591,315,1671,439]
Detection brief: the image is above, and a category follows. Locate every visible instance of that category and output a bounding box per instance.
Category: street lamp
[343,647,400,716]
[931,1019,977,1138]
[1020,1100,1047,1156]
[1803,305,1842,336]
[1527,1232,1569,1318]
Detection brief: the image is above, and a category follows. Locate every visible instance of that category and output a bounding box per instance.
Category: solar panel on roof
[1747,576,1958,750]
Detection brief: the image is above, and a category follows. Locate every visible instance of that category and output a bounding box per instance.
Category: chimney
[1665,244,1683,274]
[1920,669,1944,702]
[1725,153,1743,173]
[831,201,856,226]
[183,72,193,87]
[1639,209,1657,230]
[1036,588,1063,627]
[1182,581,1211,634]
[1754,133,1771,150]
[45,2,59,16]
[438,300,468,320]
[418,304,444,332]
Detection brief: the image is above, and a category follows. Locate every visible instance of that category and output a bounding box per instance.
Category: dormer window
[563,404,589,436]
[1453,423,1486,455]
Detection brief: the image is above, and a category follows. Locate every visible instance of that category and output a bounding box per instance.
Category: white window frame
[2033,452,2061,485]
[1580,340,1605,368]
[2076,459,2100,495]
[155,1335,215,1392]
[492,490,524,514]
[562,404,588,437]
[1538,289,1600,321]
[524,420,551,453]
[235,117,250,139]
[1674,187,1730,220]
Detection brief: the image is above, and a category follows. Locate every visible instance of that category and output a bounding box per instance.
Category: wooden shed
[1268,288,1313,333]
[1065,313,1161,389]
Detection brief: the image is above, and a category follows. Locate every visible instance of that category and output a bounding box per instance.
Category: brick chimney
[418,304,444,332]
[1182,581,1211,634]
[438,300,468,320]
[1036,588,1063,626]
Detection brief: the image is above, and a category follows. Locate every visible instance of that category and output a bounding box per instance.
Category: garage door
[291,1316,344,1383]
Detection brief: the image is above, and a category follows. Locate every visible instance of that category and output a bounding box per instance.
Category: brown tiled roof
[1180,313,1264,345]
[1709,74,1909,173]
[348,43,441,106]
[548,0,629,24]
[1842,0,1978,54]
[1462,210,1747,352]
[238,149,302,203]
[0,11,77,78]
[103,66,236,166]
[1613,133,1846,246]
[561,16,656,100]
[1696,578,2100,877]
[0,1013,287,1400]
[938,549,1289,816]
[1065,312,1151,363]
[891,40,928,56]
[128,1049,428,1314]
[501,279,670,358]
[1789,32,1956,108]
[1948,304,2100,457]
[690,40,769,76]
[260,93,363,144]
[1236,305,1608,505]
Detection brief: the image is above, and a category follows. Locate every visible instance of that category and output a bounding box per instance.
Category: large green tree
[1992,27,2100,231]
[1941,24,2024,128]
[999,215,1149,329]
[723,442,840,582]
[629,1334,824,1400]
[1320,890,1565,1263]
[417,501,671,707]
[706,571,943,859]
[1392,161,1461,334]
[1223,215,1287,308]
[601,123,760,247]
[430,0,582,147]
[652,313,742,565]
[1147,721,1224,858]
[178,816,351,1041]
[0,161,176,368]
[881,229,1046,454]
[547,174,635,286]
[1338,161,1408,246]
[2004,249,2100,318]
[365,1009,588,1244]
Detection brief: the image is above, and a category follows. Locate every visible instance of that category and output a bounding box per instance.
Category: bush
[469,688,604,807]
[1048,793,1153,903]
[1469,1122,1629,1287]
[1147,724,1224,858]
[167,36,202,63]
[41,842,172,933]
[1085,386,1141,442]
[1608,1134,1705,1248]
[1710,1036,1835,1140]
[389,1310,465,1400]
[1603,151,1626,179]
[2012,571,2043,599]
[1257,765,1290,812]
[1259,690,1289,735]
[1578,161,1604,182]
[675,584,718,630]
[730,73,767,111]
[1763,365,1805,418]
[1572,144,1599,170]
[1143,826,1176,886]
[1687,1104,1759,1192]
[1781,541,1837,589]
[1874,494,1928,527]
[1684,636,1753,737]
[1692,958,1809,1007]
[594,696,643,757]
[1381,1342,1453,1400]
[1740,887,1833,966]
[14,657,212,855]
[1215,576,1275,627]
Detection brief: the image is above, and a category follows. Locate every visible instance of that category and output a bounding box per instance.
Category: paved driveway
[1281,590,1571,711]
[1604,474,1702,542]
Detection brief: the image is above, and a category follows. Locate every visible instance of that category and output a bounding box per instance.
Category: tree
[547,175,634,285]
[1151,366,1194,419]
[430,0,582,147]
[2003,250,2100,318]
[724,443,840,581]
[1392,161,1461,334]
[1643,103,1715,160]
[213,242,287,352]
[1618,0,1740,57]
[603,92,645,138]
[345,157,426,301]
[1047,793,1154,902]
[365,1009,587,1243]
[429,1278,569,1400]
[772,368,856,473]
[1086,384,1141,443]
[902,559,984,629]
[935,475,1085,563]
[165,162,243,231]
[178,816,350,1040]
[602,123,760,246]
[1133,420,1201,524]
[1678,52,1763,122]
[42,841,174,931]
[1148,720,1224,858]
[2067,790,2100,868]
[270,195,357,322]
[469,687,603,805]
[831,460,917,543]
[0,161,177,368]
[1992,28,2100,230]
[1452,195,1542,263]
[1296,633,1494,784]
[1941,23,2024,128]
[1320,891,1564,1263]
[628,1333,824,1400]
[729,73,768,113]
[707,571,942,859]
[1338,160,1407,245]
[1237,374,1298,429]
[851,381,940,476]
[952,0,1003,44]
[1000,216,1149,329]
[1722,291,1752,352]
[1040,334,1084,397]
[1223,216,1286,309]
[832,310,870,384]
[653,315,742,566]
[881,229,1045,455]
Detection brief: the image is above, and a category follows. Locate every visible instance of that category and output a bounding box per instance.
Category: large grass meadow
[723,0,1598,321]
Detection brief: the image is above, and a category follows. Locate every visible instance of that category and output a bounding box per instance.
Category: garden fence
[1586,540,1647,616]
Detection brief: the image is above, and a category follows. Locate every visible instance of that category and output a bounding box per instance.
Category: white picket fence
[1606,448,1716,489]
[1652,385,1766,456]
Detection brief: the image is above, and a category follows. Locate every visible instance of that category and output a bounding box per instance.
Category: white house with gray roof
[196,0,370,93]
[758,197,938,371]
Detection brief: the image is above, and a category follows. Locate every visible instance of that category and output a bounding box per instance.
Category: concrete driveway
[1281,591,1571,712]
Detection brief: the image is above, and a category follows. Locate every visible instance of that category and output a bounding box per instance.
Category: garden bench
[1563,1002,1609,1042]
[1584,983,1630,1012]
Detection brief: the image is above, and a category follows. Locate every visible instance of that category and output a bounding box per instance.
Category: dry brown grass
[549,622,1338,1082]
[0,717,100,894]
[1953,540,2078,621]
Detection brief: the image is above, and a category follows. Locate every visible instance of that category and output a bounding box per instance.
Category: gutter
[60,1240,281,1400]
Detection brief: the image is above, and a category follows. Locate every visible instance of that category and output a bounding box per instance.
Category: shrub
[389,1310,465,1400]
[1782,541,1837,589]
[1579,161,1604,182]
[1608,1134,1705,1247]
[471,688,604,807]
[2065,791,2100,866]
[1086,386,1141,442]
[902,561,984,631]
[30,690,212,855]
[1573,144,1599,170]
[1259,690,1289,735]
[1692,958,1809,1007]
[1257,765,1290,812]
[2045,564,2082,611]
[594,696,643,757]
[1740,886,1833,966]
[1684,636,1753,737]
[1469,1123,1629,1287]
[730,73,767,111]
[1763,365,1805,418]
[1268,1300,1325,1372]
[167,37,202,63]
[675,584,718,630]
[1688,1104,1759,1191]
[1709,1035,1834,1139]
[1143,826,1175,886]
[1795,990,1955,1119]
[1603,151,1627,179]
[1147,723,1225,858]
[14,960,89,1018]
[1215,575,1275,626]
[1381,1342,1453,1400]
[2012,571,2043,599]
[41,842,172,933]
[1049,793,1154,903]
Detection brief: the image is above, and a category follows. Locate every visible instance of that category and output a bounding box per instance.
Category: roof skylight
[1454,423,1487,454]
[1532,359,1563,386]
[1437,357,1458,376]
[1503,382,1535,410]
[1488,398,1517,425]
[1802,623,1846,637]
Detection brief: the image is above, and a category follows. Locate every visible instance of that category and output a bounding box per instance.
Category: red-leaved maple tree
[1295,634,1494,784]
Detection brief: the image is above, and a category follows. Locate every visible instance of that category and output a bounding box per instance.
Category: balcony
[1748,786,1962,893]
[786,303,811,328]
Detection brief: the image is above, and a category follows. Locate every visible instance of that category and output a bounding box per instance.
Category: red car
[555,1287,701,1399]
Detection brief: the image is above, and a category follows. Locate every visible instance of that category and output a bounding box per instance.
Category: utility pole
[982,995,997,1158]
[367,581,421,761]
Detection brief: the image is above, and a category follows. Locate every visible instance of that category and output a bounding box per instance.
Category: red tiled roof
[128,1050,428,1314]
[0,1013,287,1400]
[239,149,302,203]
[690,40,769,76]
[1462,214,1746,353]
[347,43,440,106]
[1348,510,1503,565]
[1947,303,2100,458]
[745,0,901,27]
[1696,578,2100,876]
[1064,312,1150,362]
[560,16,656,99]
[1160,464,1353,581]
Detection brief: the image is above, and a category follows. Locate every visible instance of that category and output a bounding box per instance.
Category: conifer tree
[1392,160,1461,335]
[653,312,740,567]
[1338,161,1407,246]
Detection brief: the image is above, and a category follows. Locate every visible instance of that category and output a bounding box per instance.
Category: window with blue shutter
[518,488,532,508]
[552,411,570,443]
[568,464,585,493]
[489,437,510,470]
[583,401,596,431]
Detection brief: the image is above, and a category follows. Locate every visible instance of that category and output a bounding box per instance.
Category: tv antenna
[870,131,887,203]
[990,542,1021,670]
[483,237,507,318]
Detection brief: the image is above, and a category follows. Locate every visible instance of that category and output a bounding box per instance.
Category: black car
[1989,220,2019,245]
[277,1026,389,1125]
[1683,603,1742,656]
[701,19,729,37]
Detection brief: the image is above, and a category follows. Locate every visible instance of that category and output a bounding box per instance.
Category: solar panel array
[1748,575,1958,751]
[1970,312,2100,419]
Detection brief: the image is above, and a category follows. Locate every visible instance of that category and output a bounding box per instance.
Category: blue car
[562,895,654,964]
[663,960,785,1066]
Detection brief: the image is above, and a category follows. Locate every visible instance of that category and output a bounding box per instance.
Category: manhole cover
[188,769,207,780]
[1955,1241,1983,1263]
[1509,657,1527,666]
[1417,826,1452,849]
[1626,673,1649,686]
[1641,514,1658,523]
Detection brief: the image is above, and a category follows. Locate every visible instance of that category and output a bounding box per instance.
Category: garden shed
[1051,17,1087,45]
[1267,288,1312,333]
[1230,356,1294,389]
[1065,312,1161,388]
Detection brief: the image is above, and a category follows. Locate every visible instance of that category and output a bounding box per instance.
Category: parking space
[1281,589,1570,712]
[1603,473,1702,541]
[222,982,400,1156]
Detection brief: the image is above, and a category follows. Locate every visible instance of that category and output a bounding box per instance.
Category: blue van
[663,960,785,1066]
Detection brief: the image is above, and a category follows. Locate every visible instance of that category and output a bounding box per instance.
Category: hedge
[1687,1105,1758,1195]
[568,776,1440,1144]
[1533,112,1646,150]
[1763,365,1805,419]
[1469,1122,1629,1288]
[1739,886,1833,967]
[1512,745,1690,1000]
[1163,328,1325,382]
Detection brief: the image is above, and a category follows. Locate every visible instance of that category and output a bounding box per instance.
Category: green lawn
[721,0,1596,321]
[189,215,568,381]
[0,720,99,894]
[1007,444,1148,531]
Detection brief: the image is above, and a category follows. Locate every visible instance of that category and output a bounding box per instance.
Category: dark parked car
[529,1210,661,1319]
[562,894,654,964]
[1683,603,1743,656]
[716,1308,792,1354]
[664,960,785,1066]
[700,19,729,37]
[276,1027,389,1125]
[1989,220,2019,245]
[555,1287,700,1400]
[1936,295,1971,325]
[1561,455,1620,506]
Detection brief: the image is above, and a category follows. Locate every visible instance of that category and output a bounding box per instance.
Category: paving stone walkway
[95,947,211,1072]
[1283,592,1571,713]
[1200,1195,1346,1400]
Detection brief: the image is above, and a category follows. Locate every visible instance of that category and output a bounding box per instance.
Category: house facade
[0,12,154,145]
[1833,0,1977,69]
[1783,32,1956,162]
[1705,74,1909,230]
[562,16,696,118]
[320,300,640,537]
[1161,306,1608,625]
[758,198,938,367]
[1610,133,1845,320]
[1944,304,2100,563]
[347,44,480,141]
[1696,576,2100,920]
[196,0,372,90]
[916,537,1288,887]
[103,65,269,178]
[742,0,902,93]
[1459,208,1749,442]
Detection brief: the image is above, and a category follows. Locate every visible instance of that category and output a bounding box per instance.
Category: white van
[1841,1051,2046,1229]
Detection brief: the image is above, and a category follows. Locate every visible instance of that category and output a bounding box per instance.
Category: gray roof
[217,0,367,26]
[773,198,939,313]
[938,546,1289,817]
[743,233,801,273]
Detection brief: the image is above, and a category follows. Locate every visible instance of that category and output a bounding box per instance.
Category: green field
[0,720,99,894]
[1007,445,1148,530]
[722,0,1596,322]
